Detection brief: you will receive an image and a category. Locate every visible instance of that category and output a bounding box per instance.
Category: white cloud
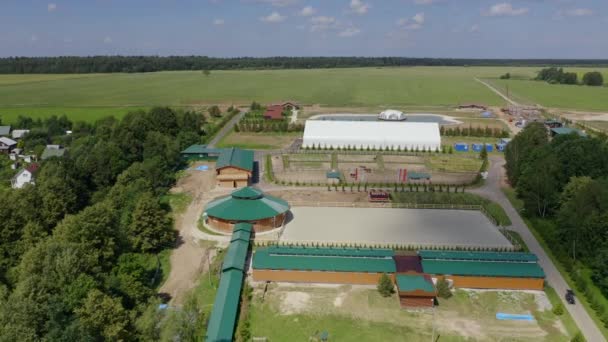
[484,3,528,17]
[254,0,298,7]
[562,8,593,16]
[63,37,73,43]
[47,3,57,12]
[260,11,287,23]
[310,16,337,32]
[300,6,315,16]
[414,0,434,4]
[469,24,479,32]
[397,12,425,30]
[30,34,38,42]
[103,36,112,44]
[213,18,225,25]
[338,27,361,37]
[350,0,370,15]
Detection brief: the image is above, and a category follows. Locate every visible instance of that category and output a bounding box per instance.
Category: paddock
[279,207,513,250]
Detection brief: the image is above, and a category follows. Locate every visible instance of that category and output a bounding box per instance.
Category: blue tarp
[454,143,469,152]
[481,111,493,118]
[485,143,493,152]
[472,143,484,152]
[194,165,210,171]
[496,313,535,321]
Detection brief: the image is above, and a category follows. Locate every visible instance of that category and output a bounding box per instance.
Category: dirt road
[207,110,246,148]
[159,163,221,304]
[471,156,605,342]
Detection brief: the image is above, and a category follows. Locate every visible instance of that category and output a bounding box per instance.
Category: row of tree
[505,123,608,300]
[2,56,608,73]
[535,67,604,86]
[440,125,509,138]
[0,107,208,341]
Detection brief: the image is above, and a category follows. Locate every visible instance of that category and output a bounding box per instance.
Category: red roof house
[264,105,284,120]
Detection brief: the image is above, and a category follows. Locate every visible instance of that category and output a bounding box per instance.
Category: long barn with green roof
[204,187,290,233]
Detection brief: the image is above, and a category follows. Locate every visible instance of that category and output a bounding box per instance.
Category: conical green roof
[205,187,289,221]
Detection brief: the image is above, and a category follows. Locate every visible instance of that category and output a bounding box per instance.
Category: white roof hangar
[302,121,441,151]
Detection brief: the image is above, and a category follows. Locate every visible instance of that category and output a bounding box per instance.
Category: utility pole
[431,300,436,342]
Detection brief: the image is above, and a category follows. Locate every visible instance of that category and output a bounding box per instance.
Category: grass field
[249,284,570,341]
[217,131,301,150]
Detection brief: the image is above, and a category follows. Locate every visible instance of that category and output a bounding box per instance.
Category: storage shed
[302,121,441,151]
[550,127,586,137]
[215,148,254,188]
[396,274,436,308]
[419,250,545,290]
[252,247,396,285]
[181,145,224,161]
[204,187,290,233]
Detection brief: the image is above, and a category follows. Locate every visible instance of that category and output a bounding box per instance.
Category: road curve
[471,156,605,342]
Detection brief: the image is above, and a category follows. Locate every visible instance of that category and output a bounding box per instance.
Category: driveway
[207,110,246,148]
[471,155,605,342]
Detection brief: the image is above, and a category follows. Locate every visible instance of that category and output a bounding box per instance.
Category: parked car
[565,289,575,304]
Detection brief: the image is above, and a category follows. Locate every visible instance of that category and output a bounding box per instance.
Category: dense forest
[1,56,608,74]
[535,67,604,86]
[0,108,210,341]
[505,123,608,328]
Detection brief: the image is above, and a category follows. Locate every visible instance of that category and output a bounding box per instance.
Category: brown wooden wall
[207,213,287,234]
[252,269,395,285]
[445,275,544,290]
[216,167,251,188]
[399,296,434,308]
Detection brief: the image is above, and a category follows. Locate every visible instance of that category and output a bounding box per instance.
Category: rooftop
[396,274,436,293]
[0,137,17,146]
[421,259,545,278]
[0,126,10,136]
[205,187,289,221]
[393,255,423,273]
[41,145,66,160]
[205,269,244,342]
[216,148,254,172]
[419,250,538,262]
[551,127,586,137]
[181,144,224,155]
[253,247,396,273]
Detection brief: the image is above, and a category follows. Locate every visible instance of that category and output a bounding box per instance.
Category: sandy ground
[159,161,220,304]
[280,206,513,248]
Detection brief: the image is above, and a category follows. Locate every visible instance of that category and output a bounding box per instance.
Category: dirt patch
[280,292,312,315]
[266,189,370,203]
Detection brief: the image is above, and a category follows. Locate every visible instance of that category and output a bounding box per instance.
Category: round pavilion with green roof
[204,187,290,233]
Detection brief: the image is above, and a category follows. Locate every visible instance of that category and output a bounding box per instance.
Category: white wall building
[302,121,441,151]
[11,164,39,189]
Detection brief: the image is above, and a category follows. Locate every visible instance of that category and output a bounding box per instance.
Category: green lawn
[217,131,301,150]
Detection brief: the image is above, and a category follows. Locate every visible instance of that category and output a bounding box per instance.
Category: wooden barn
[215,148,254,188]
[252,247,396,285]
[396,274,436,308]
[204,187,290,233]
[419,250,545,291]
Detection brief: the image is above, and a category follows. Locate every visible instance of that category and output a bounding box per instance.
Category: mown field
[1,66,608,123]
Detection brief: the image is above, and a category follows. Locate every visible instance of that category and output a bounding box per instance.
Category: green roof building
[180,144,224,160]
[216,147,254,172]
[550,127,586,137]
[204,187,290,233]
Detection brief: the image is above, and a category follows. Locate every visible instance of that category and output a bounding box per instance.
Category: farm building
[41,145,66,160]
[180,144,224,160]
[264,105,284,120]
[0,137,17,154]
[204,187,290,233]
[419,250,545,290]
[378,109,406,121]
[273,101,300,110]
[302,121,441,151]
[206,223,252,342]
[11,163,39,189]
[215,148,254,188]
[550,127,586,137]
[396,274,436,308]
[252,246,396,285]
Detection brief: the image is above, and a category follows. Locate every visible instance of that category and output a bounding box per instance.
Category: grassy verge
[502,187,608,339]
[191,247,225,316]
[160,192,193,215]
[545,286,580,337]
[391,191,511,226]
[505,230,529,252]
[157,249,172,288]
[197,218,225,236]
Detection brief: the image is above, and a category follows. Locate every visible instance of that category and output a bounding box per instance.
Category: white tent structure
[378,109,406,121]
[302,121,441,151]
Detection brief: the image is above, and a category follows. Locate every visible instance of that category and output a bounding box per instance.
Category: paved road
[471,155,605,342]
[475,78,519,106]
[207,110,246,147]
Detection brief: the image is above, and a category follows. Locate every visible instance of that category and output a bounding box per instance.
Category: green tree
[129,192,175,253]
[516,146,560,217]
[436,277,452,299]
[76,289,130,341]
[203,69,211,76]
[582,71,604,86]
[505,122,549,187]
[377,273,394,297]
[208,105,222,118]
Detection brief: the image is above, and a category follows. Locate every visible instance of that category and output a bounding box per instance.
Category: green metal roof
[233,222,253,233]
[419,250,538,262]
[231,187,263,199]
[253,248,396,273]
[216,148,254,171]
[230,229,251,243]
[408,172,431,180]
[265,246,394,258]
[396,274,435,293]
[551,127,586,137]
[326,170,341,179]
[181,144,224,155]
[205,187,289,221]
[205,269,243,342]
[421,260,545,278]
[222,239,249,272]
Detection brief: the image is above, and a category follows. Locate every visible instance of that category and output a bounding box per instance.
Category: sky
[0,0,607,58]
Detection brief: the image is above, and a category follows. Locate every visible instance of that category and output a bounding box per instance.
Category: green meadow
[0,66,607,123]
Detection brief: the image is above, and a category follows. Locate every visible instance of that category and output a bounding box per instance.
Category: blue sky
[0,0,606,58]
